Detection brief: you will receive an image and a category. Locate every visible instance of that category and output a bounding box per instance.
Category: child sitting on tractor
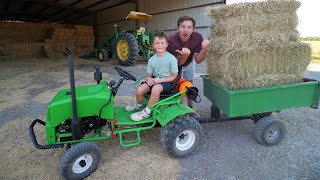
[125,31,178,121]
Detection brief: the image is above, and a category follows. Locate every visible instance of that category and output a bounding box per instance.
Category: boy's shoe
[131,109,151,121]
[125,103,144,112]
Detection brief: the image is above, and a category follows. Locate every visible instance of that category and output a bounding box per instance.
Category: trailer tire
[115,33,139,66]
[253,116,286,146]
[252,112,273,122]
[59,142,101,180]
[98,49,108,62]
[161,115,203,157]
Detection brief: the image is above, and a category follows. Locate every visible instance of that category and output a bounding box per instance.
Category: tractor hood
[46,81,114,127]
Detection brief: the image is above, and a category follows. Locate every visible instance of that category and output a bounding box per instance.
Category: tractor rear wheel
[98,49,108,62]
[59,142,101,180]
[160,115,203,157]
[115,33,139,66]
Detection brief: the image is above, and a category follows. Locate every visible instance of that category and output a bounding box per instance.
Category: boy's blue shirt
[147,51,178,78]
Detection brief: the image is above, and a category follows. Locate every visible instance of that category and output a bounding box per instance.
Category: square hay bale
[205,0,310,90]
[210,13,298,37]
[207,42,312,90]
[207,0,300,19]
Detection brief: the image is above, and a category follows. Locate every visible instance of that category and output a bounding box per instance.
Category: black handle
[29,119,64,149]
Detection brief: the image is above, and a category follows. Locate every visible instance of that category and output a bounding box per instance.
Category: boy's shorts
[181,60,195,81]
[143,81,172,93]
[150,82,172,93]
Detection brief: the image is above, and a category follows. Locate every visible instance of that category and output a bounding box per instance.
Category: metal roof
[0,0,136,25]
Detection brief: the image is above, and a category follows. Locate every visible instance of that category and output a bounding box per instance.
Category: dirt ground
[0,56,319,179]
[0,57,178,179]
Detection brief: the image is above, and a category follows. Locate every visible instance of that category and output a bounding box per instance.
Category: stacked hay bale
[44,25,94,57]
[206,0,311,90]
[0,22,94,59]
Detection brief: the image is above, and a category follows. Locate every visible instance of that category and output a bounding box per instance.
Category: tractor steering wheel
[114,66,136,81]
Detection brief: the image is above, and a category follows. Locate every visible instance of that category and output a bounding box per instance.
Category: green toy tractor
[30,48,203,179]
[82,11,155,66]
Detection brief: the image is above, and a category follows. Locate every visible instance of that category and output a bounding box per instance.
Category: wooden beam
[85,0,109,9]
[4,0,10,11]
[48,11,75,23]
[70,0,85,7]
[48,8,66,17]
[28,0,95,15]
[20,1,32,11]
[96,0,132,12]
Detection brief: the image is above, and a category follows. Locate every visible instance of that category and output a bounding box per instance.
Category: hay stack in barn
[206,0,311,90]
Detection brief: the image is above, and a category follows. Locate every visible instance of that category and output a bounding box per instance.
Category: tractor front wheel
[59,142,101,179]
[98,49,108,62]
[115,33,139,66]
[160,115,203,157]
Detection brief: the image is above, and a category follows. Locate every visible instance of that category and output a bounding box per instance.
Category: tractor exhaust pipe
[66,48,82,140]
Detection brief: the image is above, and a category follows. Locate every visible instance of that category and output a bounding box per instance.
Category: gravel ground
[179,61,320,180]
[0,57,319,179]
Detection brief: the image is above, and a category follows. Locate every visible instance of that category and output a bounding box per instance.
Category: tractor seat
[137,27,146,35]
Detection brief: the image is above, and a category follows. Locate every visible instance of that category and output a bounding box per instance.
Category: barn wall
[137,0,225,37]
[95,2,136,48]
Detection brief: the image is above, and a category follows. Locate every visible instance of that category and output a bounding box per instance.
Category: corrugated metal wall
[137,0,225,37]
[94,0,225,48]
[95,2,136,48]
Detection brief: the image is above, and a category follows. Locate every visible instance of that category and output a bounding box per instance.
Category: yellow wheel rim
[98,52,103,60]
[117,40,129,61]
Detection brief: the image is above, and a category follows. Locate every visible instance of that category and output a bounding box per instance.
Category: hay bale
[211,13,298,36]
[207,42,311,90]
[205,0,311,90]
[209,30,299,53]
[207,0,300,18]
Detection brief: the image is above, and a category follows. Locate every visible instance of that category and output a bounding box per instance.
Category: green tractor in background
[82,11,155,66]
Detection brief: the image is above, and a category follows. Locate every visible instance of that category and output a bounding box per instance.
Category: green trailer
[201,75,320,146]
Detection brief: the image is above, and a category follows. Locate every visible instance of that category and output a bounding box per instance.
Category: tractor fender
[155,104,194,126]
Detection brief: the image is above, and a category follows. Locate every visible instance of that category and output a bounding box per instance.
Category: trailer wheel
[115,33,139,66]
[98,49,108,62]
[252,112,273,122]
[253,116,286,146]
[59,142,101,180]
[161,115,203,157]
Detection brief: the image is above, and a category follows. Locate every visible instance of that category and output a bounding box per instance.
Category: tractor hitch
[29,119,64,149]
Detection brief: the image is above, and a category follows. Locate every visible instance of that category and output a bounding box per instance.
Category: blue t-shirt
[147,52,178,78]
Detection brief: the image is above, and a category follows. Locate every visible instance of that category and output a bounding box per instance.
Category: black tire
[115,33,139,66]
[253,116,286,146]
[98,49,108,62]
[252,112,273,122]
[211,104,221,120]
[59,142,101,180]
[160,115,204,157]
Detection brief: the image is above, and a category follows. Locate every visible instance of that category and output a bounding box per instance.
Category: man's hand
[175,47,191,58]
[175,47,191,65]
[201,39,212,51]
